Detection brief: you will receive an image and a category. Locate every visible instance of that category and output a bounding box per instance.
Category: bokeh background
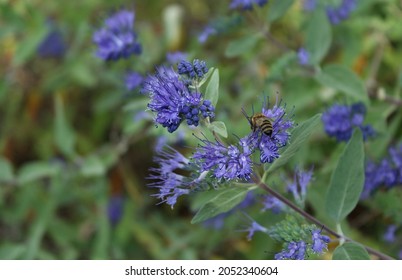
[1,0,401,259]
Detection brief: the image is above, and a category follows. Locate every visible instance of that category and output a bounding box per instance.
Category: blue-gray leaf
[333,243,370,260]
[325,129,365,222]
[191,187,250,224]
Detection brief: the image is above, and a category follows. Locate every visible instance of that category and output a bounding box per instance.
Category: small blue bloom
[37,28,66,58]
[303,0,316,11]
[287,167,313,203]
[244,95,295,164]
[193,134,254,181]
[92,10,141,61]
[361,143,402,199]
[383,225,397,243]
[261,195,285,214]
[107,195,124,226]
[275,241,307,260]
[198,26,218,43]
[142,65,214,133]
[311,229,330,254]
[326,0,357,25]
[297,48,310,65]
[240,215,268,241]
[230,0,268,10]
[125,71,143,91]
[148,147,192,208]
[322,102,375,142]
[166,51,188,64]
[178,59,208,79]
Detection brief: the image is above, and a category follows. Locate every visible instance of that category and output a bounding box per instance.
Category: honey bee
[242,108,273,137]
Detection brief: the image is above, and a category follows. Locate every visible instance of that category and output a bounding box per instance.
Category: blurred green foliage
[0,0,401,260]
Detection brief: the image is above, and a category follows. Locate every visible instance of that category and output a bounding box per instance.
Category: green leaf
[333,243,370,260]
[13,21,47,65]
[205,69,220,107]
[122,98,149,112]
[305,10,332,64]
[191,187,250,224]
[0,157,14,182]
[267,52,296,81]
[267,0,294,23]
[267,114,321,174]
[17,161,60,185]
[325,129,365,222]
[197,67,214,88]
[80,155,106,177]
[208,121,228,138]
[225,34,261,58]
[54,94,76,157]
[316,64,369,105]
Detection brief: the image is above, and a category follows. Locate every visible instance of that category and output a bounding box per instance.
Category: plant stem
[251,173,394,260]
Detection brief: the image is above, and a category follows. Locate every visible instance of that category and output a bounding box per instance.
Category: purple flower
[193,134,254,181]
[322,102,375,142]
[92,10,141,61]
[240,215,268,240]
[166,52,188,65]
[107,195,124,226]
[287,167,314,203]
[361,143,402,199]
[244,95,295,164]
[261,195,285,214]
[275,241,307,260]
[311,229,330,254]
[383,225,397,243]
[389,144,402,184]
[230,0,268,10]
[125,71,143,91]
[198,26,218,43]
[297,48,310,65]
[142,65,214,133]
[326,0,357,25]
[37,28,66,58]
[148,147,192,208]
[303,0,317,11]
[178,59,208,79]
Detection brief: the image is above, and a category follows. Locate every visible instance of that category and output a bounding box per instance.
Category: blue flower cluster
[229,0,268,10]
[178,59,208,79]
[275,241,307,260]
[326,0,357,25]
[92,10,141,61]
[142,61,215,133]
[252,97,294,163]
[193,135,254,181]
[37,28,66,58]
[148,147,193,208]
[322,102,375,142]
[275,230,330,260]
[192,96,294,182]
[361,143,402,199]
